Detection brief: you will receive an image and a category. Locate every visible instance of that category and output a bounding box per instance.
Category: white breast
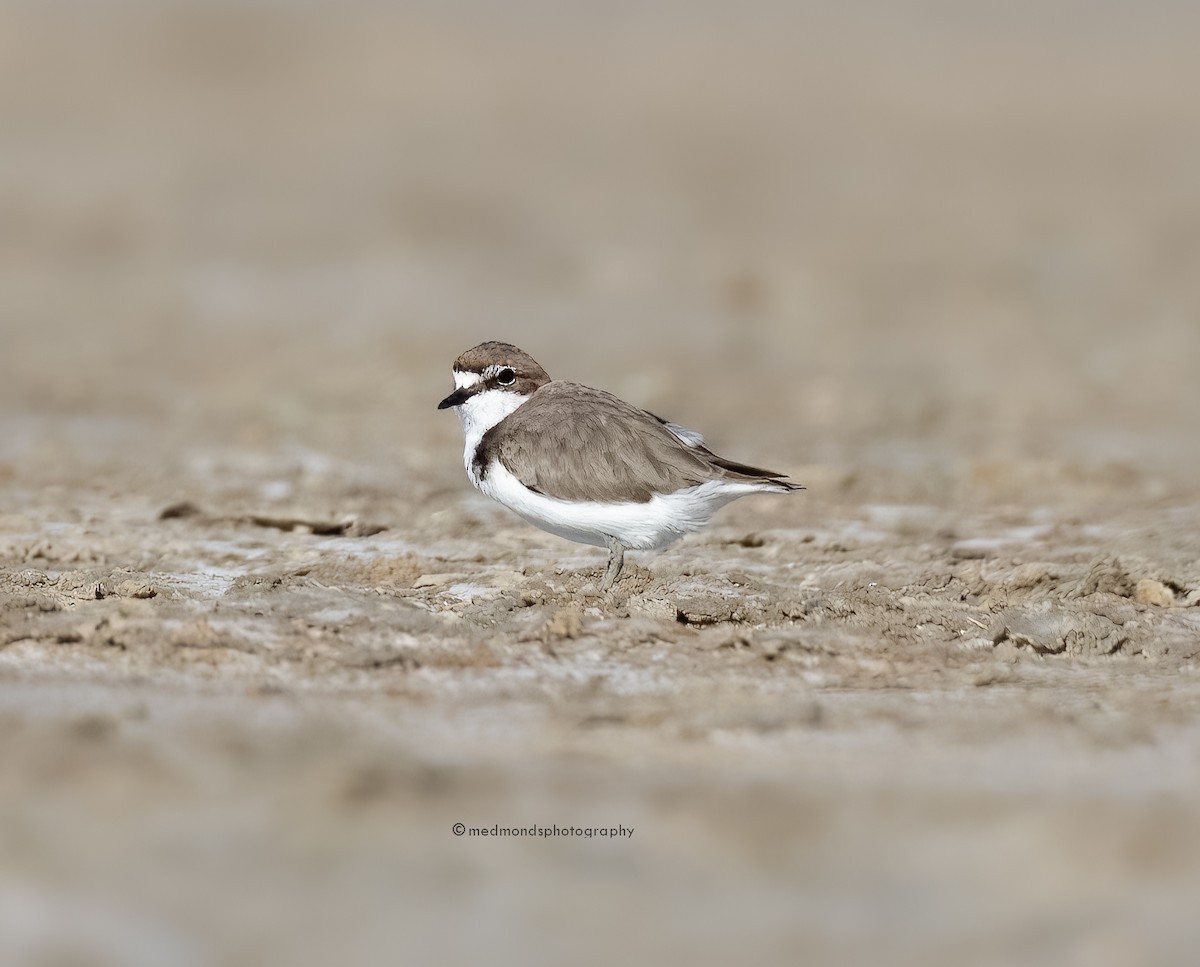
[454,379,528,483]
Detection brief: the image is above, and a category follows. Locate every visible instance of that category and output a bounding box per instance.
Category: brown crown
[452,342,551,383]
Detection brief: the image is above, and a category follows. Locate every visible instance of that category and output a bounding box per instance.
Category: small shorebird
[438,341,802,590]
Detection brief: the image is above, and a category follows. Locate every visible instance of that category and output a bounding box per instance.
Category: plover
[438,341,802,590]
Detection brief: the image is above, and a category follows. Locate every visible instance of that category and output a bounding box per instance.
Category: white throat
[453,371,529,481]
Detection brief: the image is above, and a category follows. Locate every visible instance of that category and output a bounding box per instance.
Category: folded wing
[476,382,798,504]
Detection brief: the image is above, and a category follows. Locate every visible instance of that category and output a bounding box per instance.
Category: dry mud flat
[2,475,1200,966]
[3,0,1200,962]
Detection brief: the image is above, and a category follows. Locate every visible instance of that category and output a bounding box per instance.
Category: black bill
[437,386,474,409]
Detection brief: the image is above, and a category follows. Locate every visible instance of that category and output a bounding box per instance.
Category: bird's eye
[496,368,516,385]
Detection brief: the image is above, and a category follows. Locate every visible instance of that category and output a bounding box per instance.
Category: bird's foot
[600,536,626,592]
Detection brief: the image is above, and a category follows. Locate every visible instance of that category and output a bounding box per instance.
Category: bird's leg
[600,535,626,591]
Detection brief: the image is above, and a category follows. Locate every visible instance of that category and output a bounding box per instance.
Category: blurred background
[2,1,1200,965]
[4,0,1199,487]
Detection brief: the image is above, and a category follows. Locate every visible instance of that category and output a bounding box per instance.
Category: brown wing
[475,382,794,503]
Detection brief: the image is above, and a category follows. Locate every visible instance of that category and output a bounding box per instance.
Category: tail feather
[751,476,804,493]
[705,451,801,489]
[704,451,804,491]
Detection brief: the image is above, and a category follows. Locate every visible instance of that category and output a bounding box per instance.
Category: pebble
[627,595,676,621]
[1134,579,1175,607]
[543,607,583,639]
[956,637,995,652]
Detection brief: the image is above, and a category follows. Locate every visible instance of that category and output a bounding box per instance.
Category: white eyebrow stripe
[454,371,483,389]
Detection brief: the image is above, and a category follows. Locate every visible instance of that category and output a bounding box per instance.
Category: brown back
[474,381,792,503]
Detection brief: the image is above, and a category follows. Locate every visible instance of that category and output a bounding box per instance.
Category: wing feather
[476,382,797,503]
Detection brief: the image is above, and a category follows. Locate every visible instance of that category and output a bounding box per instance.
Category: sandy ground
[2,2,1200,965]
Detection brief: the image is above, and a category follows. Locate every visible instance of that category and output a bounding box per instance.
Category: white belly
[474,460,761,551]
